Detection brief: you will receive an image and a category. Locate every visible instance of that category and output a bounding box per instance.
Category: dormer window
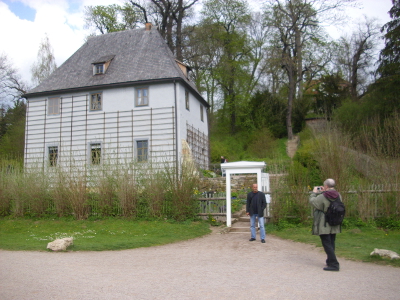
[175,59,191,78]
[92,55,115,76]
[94,64,104,75]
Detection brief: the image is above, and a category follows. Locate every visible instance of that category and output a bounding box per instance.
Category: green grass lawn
[0,218,211,251]
[267,225,400,267]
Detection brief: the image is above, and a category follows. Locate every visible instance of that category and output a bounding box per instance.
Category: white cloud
[0,0,120,85]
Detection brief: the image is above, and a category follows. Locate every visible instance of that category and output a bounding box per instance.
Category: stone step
[239,216,250,222]
[229,226,249,233]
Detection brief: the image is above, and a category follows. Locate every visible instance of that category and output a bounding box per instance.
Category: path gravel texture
[1,228,400,300]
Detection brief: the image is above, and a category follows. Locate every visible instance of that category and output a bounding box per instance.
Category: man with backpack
[309,178,344,271]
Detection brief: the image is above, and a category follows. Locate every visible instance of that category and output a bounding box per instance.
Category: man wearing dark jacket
[309,178,342,271]
[246,183,267,243]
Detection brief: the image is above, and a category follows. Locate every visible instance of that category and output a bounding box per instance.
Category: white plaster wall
[176,83,208,139]
[176,83,208,133]
[24,82,208,171]
[100,84,175,111]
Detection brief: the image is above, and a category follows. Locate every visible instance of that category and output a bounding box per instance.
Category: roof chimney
[145,23,152,31]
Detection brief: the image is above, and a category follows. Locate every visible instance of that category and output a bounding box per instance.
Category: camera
[317,187,322,191]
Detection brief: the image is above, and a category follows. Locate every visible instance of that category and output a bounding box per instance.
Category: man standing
[309,178,342,271]
[246,183,267,243]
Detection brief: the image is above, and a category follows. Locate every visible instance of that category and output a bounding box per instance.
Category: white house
[23,24,209,172]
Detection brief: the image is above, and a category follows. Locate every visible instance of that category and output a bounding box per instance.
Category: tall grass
[270,119,400,224]
[0,158,201,221]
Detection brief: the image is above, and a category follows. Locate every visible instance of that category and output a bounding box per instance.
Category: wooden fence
[198,186,400,220]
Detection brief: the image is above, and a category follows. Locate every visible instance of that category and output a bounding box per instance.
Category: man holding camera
[309,178,342,271]
[246,183,267,243]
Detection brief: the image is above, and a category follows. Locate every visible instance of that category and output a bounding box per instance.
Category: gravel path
[1,228,399,300]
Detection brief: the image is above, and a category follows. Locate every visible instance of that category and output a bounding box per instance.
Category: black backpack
[324,196,345,226]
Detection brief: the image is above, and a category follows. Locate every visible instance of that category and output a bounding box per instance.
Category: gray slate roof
[26,27,206,104]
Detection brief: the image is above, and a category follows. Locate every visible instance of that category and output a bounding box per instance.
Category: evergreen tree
[368,0,400,116]
[377,0,400,78]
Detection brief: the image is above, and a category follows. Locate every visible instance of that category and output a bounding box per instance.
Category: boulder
[370,248,400,260]
[47,237,74,251]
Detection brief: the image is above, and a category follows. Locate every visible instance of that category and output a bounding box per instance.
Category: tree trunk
[286,73,295,140]
[175,0,183,61]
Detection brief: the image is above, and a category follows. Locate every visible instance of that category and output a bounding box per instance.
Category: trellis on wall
[186,122,209,170]
[24,94,177,172]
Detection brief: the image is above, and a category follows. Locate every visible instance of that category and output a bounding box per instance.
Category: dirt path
[287,135,299,159]
[1,228,399,300]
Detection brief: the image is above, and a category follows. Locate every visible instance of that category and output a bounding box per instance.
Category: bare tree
[128,0,199,61]
[336,17,381,99]
[0,54,29,103]
[31,34,57,87]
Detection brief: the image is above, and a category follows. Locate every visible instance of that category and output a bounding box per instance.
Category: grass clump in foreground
[266,224,400,268]
[0,218,211,251]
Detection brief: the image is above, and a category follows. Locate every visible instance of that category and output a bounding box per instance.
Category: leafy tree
[183,22,221,111]
[248,89,287,138]
[196,0,263,134]
[84,3,140,35]
[0,55,27,160]
[0,101,26,159]
[311,74,350,119]
[264,0,356,140]
[31,34,57,86]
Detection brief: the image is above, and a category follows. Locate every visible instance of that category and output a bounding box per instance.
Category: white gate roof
[221,161,265,173]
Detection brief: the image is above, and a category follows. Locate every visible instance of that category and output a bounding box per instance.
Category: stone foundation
[199,175,257,193]
[199,174,285,193]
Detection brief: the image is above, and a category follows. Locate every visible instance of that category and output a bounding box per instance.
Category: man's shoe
[261,239,265,243]
[323,266,339,271]
[249,238,256,241]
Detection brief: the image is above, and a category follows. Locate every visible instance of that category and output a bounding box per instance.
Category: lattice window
[48,146,58,166]
[137,140,148,162]
[48,97,60,115]
[90,93,102,111]
[136,88,148,106]
[90,143,101,165]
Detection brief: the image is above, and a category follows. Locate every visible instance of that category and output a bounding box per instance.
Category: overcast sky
[0,0,393,86]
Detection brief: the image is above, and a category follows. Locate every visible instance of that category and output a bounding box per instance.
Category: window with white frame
[48,146,58,166]
[200,104,204,122]
[136,140,148,162]
[90,92,102,111]
[90,143,101,165]
[48,97,60,115]
[185,90,190,110]
[136,87,148,106]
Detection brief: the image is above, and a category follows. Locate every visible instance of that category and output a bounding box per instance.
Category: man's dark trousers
[320,233,339,269]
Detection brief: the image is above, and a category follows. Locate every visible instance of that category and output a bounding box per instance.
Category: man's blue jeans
[250,214,265,240]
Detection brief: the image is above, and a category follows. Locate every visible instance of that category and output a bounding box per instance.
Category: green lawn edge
[267,225,400,268]
[0,218,211,251]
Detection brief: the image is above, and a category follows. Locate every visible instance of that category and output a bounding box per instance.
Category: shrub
[247,128,277,159]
